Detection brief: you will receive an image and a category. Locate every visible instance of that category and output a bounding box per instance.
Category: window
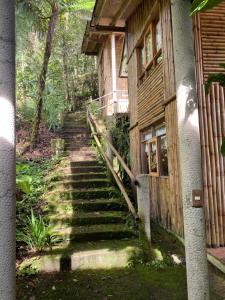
[141,123,168,176]
[137,17,162,82]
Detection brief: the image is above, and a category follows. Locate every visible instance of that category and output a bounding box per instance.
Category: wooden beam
[95,25,125,32]
[110,0,133,26]
[94,0,107,26]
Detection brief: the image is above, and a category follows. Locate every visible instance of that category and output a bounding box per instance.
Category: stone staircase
[23,110,140,272]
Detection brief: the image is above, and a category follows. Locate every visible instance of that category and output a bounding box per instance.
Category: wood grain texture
[194,2,225,247]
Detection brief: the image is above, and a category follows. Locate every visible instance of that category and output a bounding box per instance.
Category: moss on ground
[17,222,188,300]
[17,265,187,300]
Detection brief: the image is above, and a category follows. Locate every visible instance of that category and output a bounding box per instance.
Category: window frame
[140,122,168,177]
[148,137,159,177]
[137,18,162,82]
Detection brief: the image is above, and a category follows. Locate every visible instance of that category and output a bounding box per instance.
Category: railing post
[136,175,151,242]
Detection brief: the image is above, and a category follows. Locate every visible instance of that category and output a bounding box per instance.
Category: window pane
[139,45,145,74]
[145,31,153,63]
[144,131,152,141]
[156,125,166,136]
[156,20,162,52]
[159,135,168,176]
[150,140,158,173]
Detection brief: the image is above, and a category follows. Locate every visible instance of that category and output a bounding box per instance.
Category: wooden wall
[127,0,183,237]
[137,63,164,130]
[194,2,225,247]
[98,37,112,103]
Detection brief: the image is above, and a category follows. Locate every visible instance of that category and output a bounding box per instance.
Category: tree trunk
[30,3,59,148]
[62,35,72,108]
[171,1,209,299]
[0,1,16,299]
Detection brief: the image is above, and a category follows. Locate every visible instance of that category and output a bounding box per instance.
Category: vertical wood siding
[161,0,176,100]
[194,2,225,247]
[127,0,182,237]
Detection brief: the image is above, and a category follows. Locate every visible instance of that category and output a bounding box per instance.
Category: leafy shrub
[109,116,131,183]
[16,163,32,194]
[17,210,60,252]
[18,265,38,277]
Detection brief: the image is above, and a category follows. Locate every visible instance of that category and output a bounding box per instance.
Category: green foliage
[16,164,33,194]
[16,1,97,132]
[205,64,225,94]
[190,0,224,15]
[18,265,38,277]
[17,210,61,251]
[221,139,225,156]
[109,117,131,182]
[204,64,225,156]
[16,156,62,229]
[88,101,100,117]
[16,176,32,194]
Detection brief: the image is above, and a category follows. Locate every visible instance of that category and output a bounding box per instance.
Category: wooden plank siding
[127,0,183,237]
[137,63,164,130]
[194,2,225,247]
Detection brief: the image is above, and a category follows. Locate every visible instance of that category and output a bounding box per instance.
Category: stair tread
[47,173,107,181]
[48,210,126,220]
[49,179,110,185]
[54,224,133,235]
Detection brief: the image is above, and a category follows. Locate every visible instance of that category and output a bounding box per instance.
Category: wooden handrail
[103,135,138,185]
[87,110,139,220]
[88,111,138,185]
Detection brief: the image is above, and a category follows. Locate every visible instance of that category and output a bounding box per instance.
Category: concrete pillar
[0,1,16,299]
[171,1,209,299]
[137,175,151,242]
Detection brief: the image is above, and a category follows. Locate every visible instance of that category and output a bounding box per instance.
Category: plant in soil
[17,210,61,252]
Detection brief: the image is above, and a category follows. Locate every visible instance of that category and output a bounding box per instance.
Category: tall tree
[0,1,16,299]
[30,2,59,147]
[17,0,95,147]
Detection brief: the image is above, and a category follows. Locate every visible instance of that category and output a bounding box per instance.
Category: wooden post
[111,33,117,115]
[171,1,209,299]
[0,1,16,299]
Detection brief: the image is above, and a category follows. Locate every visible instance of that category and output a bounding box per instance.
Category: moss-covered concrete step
[63,136,91,141]
[57,166,105,175]
[46,199,127,213]
[47,172,107,182]
[19,239,141,272]
[62,128,89,133]
[70,166,106,173]
[46,187,121,201]
[54,224,136,242]
[48,179,111,191]
[65,146,92,151]
[48,211,126,226]
[69,161,103,167]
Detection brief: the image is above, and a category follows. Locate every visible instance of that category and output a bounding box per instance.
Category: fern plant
[16,210,61,252]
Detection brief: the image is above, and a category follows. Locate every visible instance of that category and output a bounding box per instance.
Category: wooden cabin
[82,0,225,248]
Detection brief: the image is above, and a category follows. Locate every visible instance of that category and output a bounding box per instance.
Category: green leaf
[190,0,224,15]
[221,138,225,156]
[16,175,32,194]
